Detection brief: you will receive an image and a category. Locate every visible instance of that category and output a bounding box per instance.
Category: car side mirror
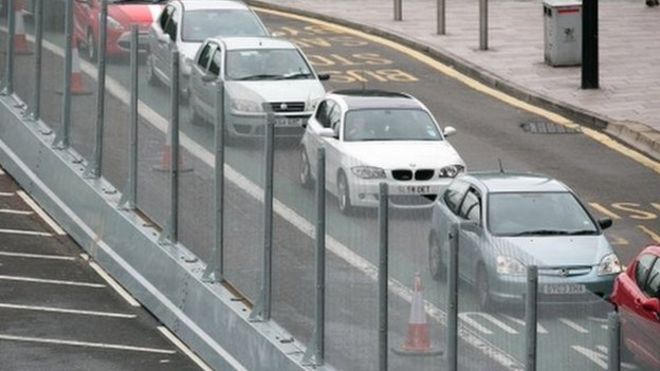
[318,73,331,81]
[319,127,336,139]
[201,73,217,83]
[598,217,613,230]
[443,126,457,138]
[460,220,481,233]
[641,297,660,313]
[158,33,170,45]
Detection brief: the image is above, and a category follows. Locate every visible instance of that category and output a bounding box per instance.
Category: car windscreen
[182,10,267,42]
[343,109,442,142]
[225,49,314,81]
[488,192,598,236]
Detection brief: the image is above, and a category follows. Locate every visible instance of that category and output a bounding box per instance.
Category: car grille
[392,169,435,181]
[266,101,306,113]
[390,194,437,206]
[539,266,592,277]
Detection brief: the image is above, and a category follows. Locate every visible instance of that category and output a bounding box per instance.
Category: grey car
[428,172,622,309]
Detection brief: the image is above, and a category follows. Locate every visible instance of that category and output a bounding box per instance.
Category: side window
[328,104,342,133]
[459,188,481,223]
[443,180,469,215]
[636,254,656,289]
[196,43,213,69]
[315,101,329,127]
[159,6,172,31]
[165,9,178,40]
[644,261,660,299]
[208,48,222,76]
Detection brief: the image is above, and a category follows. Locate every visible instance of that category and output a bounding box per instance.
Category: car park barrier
[86,0,108,178]
[394,0,402,21]
[525,265,539,371]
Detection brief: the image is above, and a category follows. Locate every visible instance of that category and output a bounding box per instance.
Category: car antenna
[498,159,505,173]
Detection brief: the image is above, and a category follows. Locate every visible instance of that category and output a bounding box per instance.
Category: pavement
[247,0,660,160]
[0,166,206,371]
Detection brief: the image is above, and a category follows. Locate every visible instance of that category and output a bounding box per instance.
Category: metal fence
[0,1,655,370]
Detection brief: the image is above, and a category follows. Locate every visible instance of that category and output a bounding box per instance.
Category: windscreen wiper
[512,230,570,236]
[282,72,313,80]
[234,74,283,81]
[565,230,598,235]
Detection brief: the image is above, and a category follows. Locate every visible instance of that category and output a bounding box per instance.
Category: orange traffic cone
[153,122,193,172]
[13,0,31,55]
[70,43,91,95]
[394,273,442,356]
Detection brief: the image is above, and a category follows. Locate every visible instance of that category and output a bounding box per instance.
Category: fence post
[303,147,326,366]
[378,182,389,371]
[85,0,108,178]
[582,0,599,89]
[437,0,446,35]
[119,26,139,210]
[608,311,621,371]
[525,265,538,371]
[203,81,226,283]
[158,50,180,246]
[446,222,459,371]
[394,0,402,21]
[2,0,15,96]
[54,0,74,149]
[27,0,43,121]
[479,0,488,50]
[249,113,275,322]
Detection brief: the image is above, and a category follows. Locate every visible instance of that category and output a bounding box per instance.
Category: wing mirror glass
[318,73,331,81]
[158,33,170,44]
[641,297,660,313]
[443,126,457,138]
[598,217,613,230]
[201,73,217,83]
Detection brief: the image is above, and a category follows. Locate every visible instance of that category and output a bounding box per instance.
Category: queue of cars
[84,1,657,366]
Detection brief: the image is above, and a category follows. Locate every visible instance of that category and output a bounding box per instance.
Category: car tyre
[429,232,446,281]
[476,264,495,311]
[337,171,352,215]
[299,147,312,189]
[86,30,97,62]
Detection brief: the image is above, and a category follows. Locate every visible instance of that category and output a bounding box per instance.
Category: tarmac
[248,0,660,160]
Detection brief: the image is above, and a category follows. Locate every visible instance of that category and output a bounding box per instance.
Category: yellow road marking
[637,225,660,243]
[254,7,660,174]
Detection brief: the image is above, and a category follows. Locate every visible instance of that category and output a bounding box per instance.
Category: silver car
[428,172,621,309]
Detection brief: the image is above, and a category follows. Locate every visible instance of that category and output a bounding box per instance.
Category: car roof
[460,172,570,193]
[217,37,296,51]
[328,90,422,110]
[640,245,660,258]
[178,0,250,11]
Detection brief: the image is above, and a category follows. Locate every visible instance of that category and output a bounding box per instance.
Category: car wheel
[337,171,352,215]
[146,56,160,87]
[299,147,312,189]
[476,264,494,311]
[429,232,445,281]
[86,30,97,62]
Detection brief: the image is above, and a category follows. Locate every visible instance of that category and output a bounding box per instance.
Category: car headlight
[439,165,465,178]
[598,253,622,276]
[351,166,386,179]
[496,256,526,276]
[230,99,262,113]
[106,16,123,30]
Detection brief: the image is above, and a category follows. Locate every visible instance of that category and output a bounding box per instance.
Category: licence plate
[274,117,303,127]
[398,185,432,194]
[542,283,586,295]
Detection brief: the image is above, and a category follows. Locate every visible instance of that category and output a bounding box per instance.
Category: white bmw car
[299,90,466,213]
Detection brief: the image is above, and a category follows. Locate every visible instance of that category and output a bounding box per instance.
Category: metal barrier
[0,1,649,370]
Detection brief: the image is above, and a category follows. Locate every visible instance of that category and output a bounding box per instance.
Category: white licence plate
[542,283,586,295]
[274,117,303,127]
[398,185,432,194]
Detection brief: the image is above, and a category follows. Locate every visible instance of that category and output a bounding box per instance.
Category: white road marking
[0,192,14,197]
[0,209,33,215]
[0,275,105,288]
[0,334,176,354]
[89,262,141,307]
[500,314,548,334]
[157,327,215,371]
[16,190,67,235]
[0,303,136,318]
[20,33,522,370]
[0,228,53,237]
[559,318,589,334]
[0,251,75,261]
[459,312,519,335]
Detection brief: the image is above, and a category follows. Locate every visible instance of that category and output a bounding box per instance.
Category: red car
[74,0,165,60]
[610,245,660,370]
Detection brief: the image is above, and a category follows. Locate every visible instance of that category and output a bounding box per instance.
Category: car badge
[409,163,416,168]
[559,268,569,277]
[280,103,288,111]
